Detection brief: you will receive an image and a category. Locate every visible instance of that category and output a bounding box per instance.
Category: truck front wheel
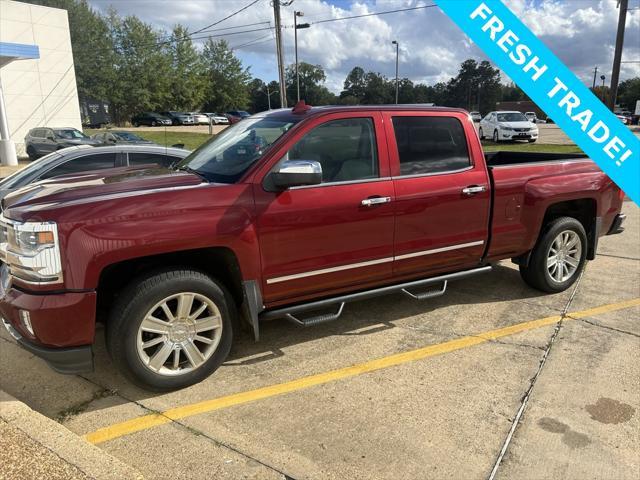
[519,217,587,293]
[106,269,235,391]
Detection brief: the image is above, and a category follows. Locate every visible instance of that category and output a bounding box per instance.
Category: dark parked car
[91,131,156,146]
[0,145,190,200]
[131,112,172,127]
[159,111,195,126]
[24,127,99,160]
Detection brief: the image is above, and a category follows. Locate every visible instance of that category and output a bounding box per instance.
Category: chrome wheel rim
[547,230,582,283]
[136,292,223,376]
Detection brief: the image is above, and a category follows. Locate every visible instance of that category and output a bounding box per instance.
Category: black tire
[133,121,139,127]
[26,146,37,160]
[151,120,157,127]
[519,216,587,293]
[493,129,499,143]
[106,268,235,391]
[479,127,484,140]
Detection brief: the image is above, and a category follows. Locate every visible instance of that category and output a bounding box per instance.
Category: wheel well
[543,198,598,259]
[543,199,596,234]
[96,247,244,323]
[514,198,598,268]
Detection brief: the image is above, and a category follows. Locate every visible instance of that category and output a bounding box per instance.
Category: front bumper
[0,284,96,374]
[2,318,93,374]
[502,131,538,140]
[607,213,626,235]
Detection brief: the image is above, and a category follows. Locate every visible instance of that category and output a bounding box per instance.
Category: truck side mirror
[269,160,322,190]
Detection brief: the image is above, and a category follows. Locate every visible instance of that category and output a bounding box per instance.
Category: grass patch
[85,129,212,151]
[482,141,583,154]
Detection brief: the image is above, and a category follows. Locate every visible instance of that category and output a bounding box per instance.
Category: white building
[0,0,81,165]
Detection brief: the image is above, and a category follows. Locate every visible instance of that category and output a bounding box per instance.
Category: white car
[205,113,230,125]
[524,111,538,123]
[479,111,539,143]
[469,111,482,122]
[187,112,210,125]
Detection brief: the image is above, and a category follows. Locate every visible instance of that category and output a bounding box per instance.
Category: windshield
[497,112,527,122]
[54,129,88,139]
[177,116,299,183]
[114,132,144,141]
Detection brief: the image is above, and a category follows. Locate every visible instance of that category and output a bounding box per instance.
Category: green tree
[616,77,640,111]
[23,0,115,100]
[362,72,393,104]
[201,39,251,112]
[168,25,206,111]
[285,62,336,105]
[340,66,367,102]
[108,13,172,123]
[249,78,279,113]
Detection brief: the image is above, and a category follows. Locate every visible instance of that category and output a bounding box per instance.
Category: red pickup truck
[0,104,626,390]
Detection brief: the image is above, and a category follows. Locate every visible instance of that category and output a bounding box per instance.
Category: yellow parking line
[84,297,640,445]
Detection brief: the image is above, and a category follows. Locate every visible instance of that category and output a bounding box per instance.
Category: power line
[231,33,274,50]
[308,4,438,25]
[189,26,274,43]
[189,0,263,36]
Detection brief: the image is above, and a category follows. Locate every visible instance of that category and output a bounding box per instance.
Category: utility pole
[609,0,628,110]
[392,40,399,104]
[601,74,607,102]
[592,66,598,89]
[273,0,287,108]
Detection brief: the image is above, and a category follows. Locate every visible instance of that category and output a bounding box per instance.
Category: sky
[88,0,640,93]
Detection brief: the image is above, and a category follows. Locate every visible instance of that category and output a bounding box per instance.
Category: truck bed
[485,151,614,262]
[485,151,587,167]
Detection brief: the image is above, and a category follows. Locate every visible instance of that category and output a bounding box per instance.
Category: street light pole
[609,0,628,110]
[266,83,271,110]
[294,11,310,103]
[601,74,606,102]
[392,40,399,104]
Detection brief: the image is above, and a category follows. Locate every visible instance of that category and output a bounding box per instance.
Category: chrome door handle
[462,186,486,196]
[361,196,391,207]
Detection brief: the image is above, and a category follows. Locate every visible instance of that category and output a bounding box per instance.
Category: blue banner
[436,0,639,205]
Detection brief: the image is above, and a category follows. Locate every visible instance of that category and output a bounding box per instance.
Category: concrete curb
[0,390,143,479]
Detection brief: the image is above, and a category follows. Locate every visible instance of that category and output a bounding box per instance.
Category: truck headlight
[0,216,63,284]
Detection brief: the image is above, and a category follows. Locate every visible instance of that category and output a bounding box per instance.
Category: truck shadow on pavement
[76,262,562,402]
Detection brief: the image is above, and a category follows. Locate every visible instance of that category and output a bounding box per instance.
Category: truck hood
[1,166,204,213]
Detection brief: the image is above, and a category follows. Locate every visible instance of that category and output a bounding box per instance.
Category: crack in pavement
[486,262,587,480]
[571,315,640,339]
[76,374,295,480]
[596,253,640,261]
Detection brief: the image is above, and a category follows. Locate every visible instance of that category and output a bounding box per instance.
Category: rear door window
[392,116,471,176]
[39,153,117,179]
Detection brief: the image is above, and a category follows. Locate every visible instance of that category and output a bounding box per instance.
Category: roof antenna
[292,100,311,114]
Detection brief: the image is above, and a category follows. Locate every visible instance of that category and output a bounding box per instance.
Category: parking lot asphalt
[1,202,638,480]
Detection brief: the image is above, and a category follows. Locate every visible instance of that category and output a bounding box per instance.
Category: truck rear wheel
[519,216,587,293]
[106,268,235,391]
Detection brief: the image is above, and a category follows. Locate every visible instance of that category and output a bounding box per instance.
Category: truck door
[383,111,491,278]
[254,112,395,304]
